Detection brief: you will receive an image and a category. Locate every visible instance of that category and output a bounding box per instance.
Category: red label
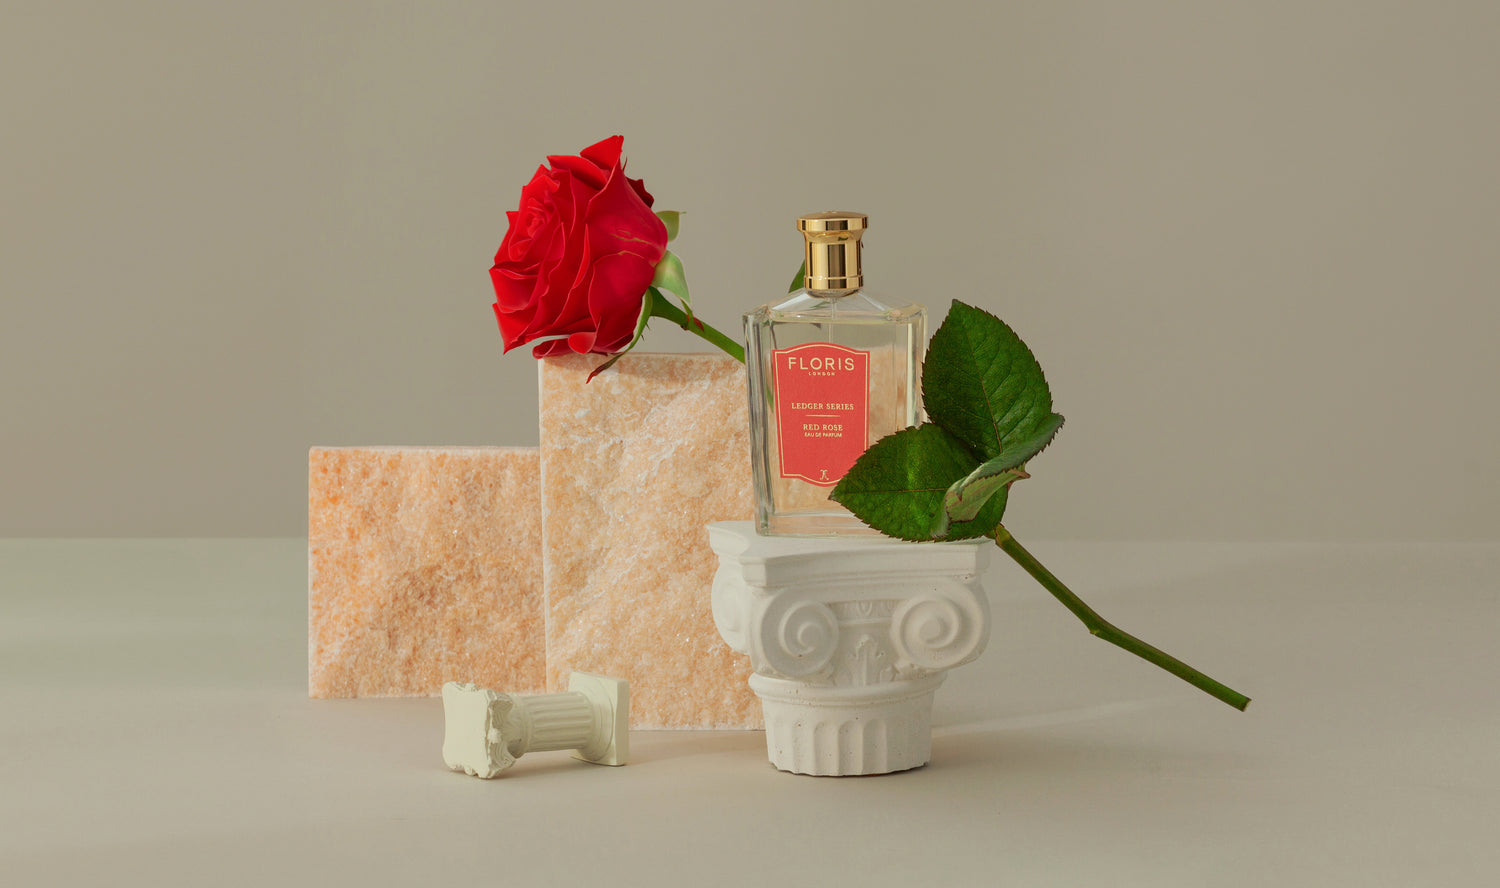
[772,343,870,486]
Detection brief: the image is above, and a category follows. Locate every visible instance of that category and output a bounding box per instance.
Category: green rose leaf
[656,210,680,242]
[788,261,806,294]
[930,412,1064,538]
[924,300,1057,461]
[830,424,985,542]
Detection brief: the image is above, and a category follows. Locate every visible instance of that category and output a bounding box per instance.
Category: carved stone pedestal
[708,521,992,776]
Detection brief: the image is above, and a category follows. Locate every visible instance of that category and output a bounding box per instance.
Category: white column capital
[708,521,993,776]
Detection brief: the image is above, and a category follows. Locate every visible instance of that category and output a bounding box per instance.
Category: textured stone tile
[308,447,544,698]
[540,353,761,728]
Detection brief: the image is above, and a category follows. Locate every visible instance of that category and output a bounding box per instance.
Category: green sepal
[788,261,806,293]
[651,250,693,326]
[656,210,680,242]
[923,300,1055,461]
[587,287,656,381]
[930,413,1064,537]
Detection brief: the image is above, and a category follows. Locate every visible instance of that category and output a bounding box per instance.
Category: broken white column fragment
[442,673,629,779]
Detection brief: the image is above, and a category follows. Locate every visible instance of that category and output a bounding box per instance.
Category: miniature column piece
[442,673,629,779]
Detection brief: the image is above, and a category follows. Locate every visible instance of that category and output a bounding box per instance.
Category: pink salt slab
[308,446,545,698]
[539,353,761,729]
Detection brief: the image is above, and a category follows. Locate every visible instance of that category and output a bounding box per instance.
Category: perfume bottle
[744,212,926,536]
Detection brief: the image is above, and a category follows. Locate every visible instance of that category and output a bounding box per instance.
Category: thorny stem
[990,524,1251,711]
[650,300,745,364]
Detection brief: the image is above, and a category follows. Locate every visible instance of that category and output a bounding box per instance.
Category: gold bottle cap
[798,211,867,291]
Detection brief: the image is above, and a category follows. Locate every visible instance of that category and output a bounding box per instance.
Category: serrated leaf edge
[926,301,1055,461]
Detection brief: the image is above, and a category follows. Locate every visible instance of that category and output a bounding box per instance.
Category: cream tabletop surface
[2,538,1495,886]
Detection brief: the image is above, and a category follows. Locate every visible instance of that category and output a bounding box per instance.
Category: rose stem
[989,524,1251,711]
[650,300,745,364]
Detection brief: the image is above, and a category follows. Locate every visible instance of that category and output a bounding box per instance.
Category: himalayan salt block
[308,446,545,698]
[539,353,761,729]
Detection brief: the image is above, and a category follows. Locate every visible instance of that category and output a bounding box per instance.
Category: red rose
[489,135,668,357]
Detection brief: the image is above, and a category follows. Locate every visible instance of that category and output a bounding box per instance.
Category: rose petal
[579,135,624,171]
[585,164,668,265]
[626,175,654,208]
[494,211,522,263]
[490,266,537,313]
[516,165,559,216]
[565,331,599,354]
[531,172,591,328]
[547,153,607,190]
[530,336,580,358]
[526,226,597,342]
[498,167,560,264]
[583,251,655,352]
[494,300,536,351]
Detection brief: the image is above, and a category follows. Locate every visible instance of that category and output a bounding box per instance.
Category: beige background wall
[2,0,1496,539]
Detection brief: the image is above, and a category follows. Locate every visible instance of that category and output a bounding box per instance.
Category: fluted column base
[750,673,946,776]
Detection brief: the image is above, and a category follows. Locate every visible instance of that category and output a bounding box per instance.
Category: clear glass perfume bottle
[744,212,926,536]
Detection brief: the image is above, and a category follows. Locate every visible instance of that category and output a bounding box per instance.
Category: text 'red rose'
[489,135,668,357]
